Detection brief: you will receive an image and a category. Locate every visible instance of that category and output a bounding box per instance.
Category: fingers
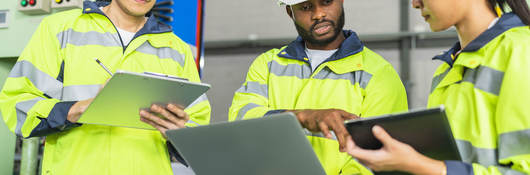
[339,110,359,120]
[140,109,175,129]
[151,104,184,128]
[140,104,189,130]
[297,109,356,151]
[317,122,332,139]
[151,104,173,119]
[302,109,354,151]
[67,98,95,123]
[347,143,380,161]
[167,104,189,121]
[331,110,353,151]
[346,135,388,172]
[140,104,190,139]
[345,136,357,155]
[79,98,94,113]
[329,117,350,151]
[372,125,395,146]
[140,115,167,133]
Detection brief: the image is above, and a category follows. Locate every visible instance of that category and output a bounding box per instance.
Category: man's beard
[294,10,345,47]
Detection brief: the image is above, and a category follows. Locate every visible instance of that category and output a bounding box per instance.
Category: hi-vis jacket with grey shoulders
[229,30,408,175]
[0,1,210,175]
[428,13,530,175]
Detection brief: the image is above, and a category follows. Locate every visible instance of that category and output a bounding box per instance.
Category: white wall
[204,0,400,42]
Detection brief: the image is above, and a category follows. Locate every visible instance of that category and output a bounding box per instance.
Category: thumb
[345,136,357,154]
[372,125,395,146]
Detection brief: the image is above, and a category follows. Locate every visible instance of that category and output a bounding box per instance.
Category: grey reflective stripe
[187,43,197,60]
[313,68,373,89]
[186,120,201,126]
[56,28,121,49]
[9,60,63,99]
[498,167,527,175]
[268,60,372,88]
[186,94,208,109]
[62,85,101,101]
[456,139,498,166]
[235,103,262,120]
[136,42,185,67]
[354,70,373,89]
[498,129,530,160]
[15,97,45,136]
[236,81,268,98]
[462,66,504,95]
[268,60,312,79]
[303,128,337,140]
[430,68,450,93]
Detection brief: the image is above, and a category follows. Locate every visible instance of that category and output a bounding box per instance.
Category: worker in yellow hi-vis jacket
[229,0,408,174]
[347,0,530,174]
[0,1,210,175]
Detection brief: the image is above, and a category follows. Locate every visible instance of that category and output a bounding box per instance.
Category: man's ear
[286,5,293,19]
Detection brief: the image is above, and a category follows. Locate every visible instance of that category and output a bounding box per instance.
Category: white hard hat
[278,0,307,5]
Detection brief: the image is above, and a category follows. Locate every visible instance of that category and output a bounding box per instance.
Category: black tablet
[345,107,461,162]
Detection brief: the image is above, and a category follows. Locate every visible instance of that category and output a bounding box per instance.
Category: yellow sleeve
[361,64,408,118]
[472,37,530,175]
[228,52,272,121]
[0,17,75,138]
[178,42,211,127]
[446,36,530,175]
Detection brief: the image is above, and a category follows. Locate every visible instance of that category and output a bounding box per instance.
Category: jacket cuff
[28,101,81,137]
[167,141,188,167]
[445,160,473,175]
[264,109,287,116]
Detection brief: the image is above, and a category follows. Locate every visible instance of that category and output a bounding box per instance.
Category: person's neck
[455,4,497,49]
[102,3,147,33]
[305,32,346,50]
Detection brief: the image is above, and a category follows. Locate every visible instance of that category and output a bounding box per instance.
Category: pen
[94,58,113,77]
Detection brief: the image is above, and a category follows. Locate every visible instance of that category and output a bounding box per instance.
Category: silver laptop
[78,70,210,129]
[165,113,326,175]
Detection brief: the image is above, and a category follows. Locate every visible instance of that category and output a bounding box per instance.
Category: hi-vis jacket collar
[433,13,525,66]
[82,1,172,36]
[278,30,364,63]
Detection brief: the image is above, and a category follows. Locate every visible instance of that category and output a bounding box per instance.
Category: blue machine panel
[152,0,204,74]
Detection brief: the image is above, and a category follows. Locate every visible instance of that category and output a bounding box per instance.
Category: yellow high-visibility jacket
[0,1,210,175]
[428,13,530,175]
[229,30,408,175]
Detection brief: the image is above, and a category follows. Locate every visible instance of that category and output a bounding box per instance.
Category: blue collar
[433,13,526,66]
[82,1,172,36]
[277,30,364,63]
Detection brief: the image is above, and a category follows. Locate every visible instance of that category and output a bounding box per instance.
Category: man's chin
[312,31,334,38]
[310,35,336,45]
